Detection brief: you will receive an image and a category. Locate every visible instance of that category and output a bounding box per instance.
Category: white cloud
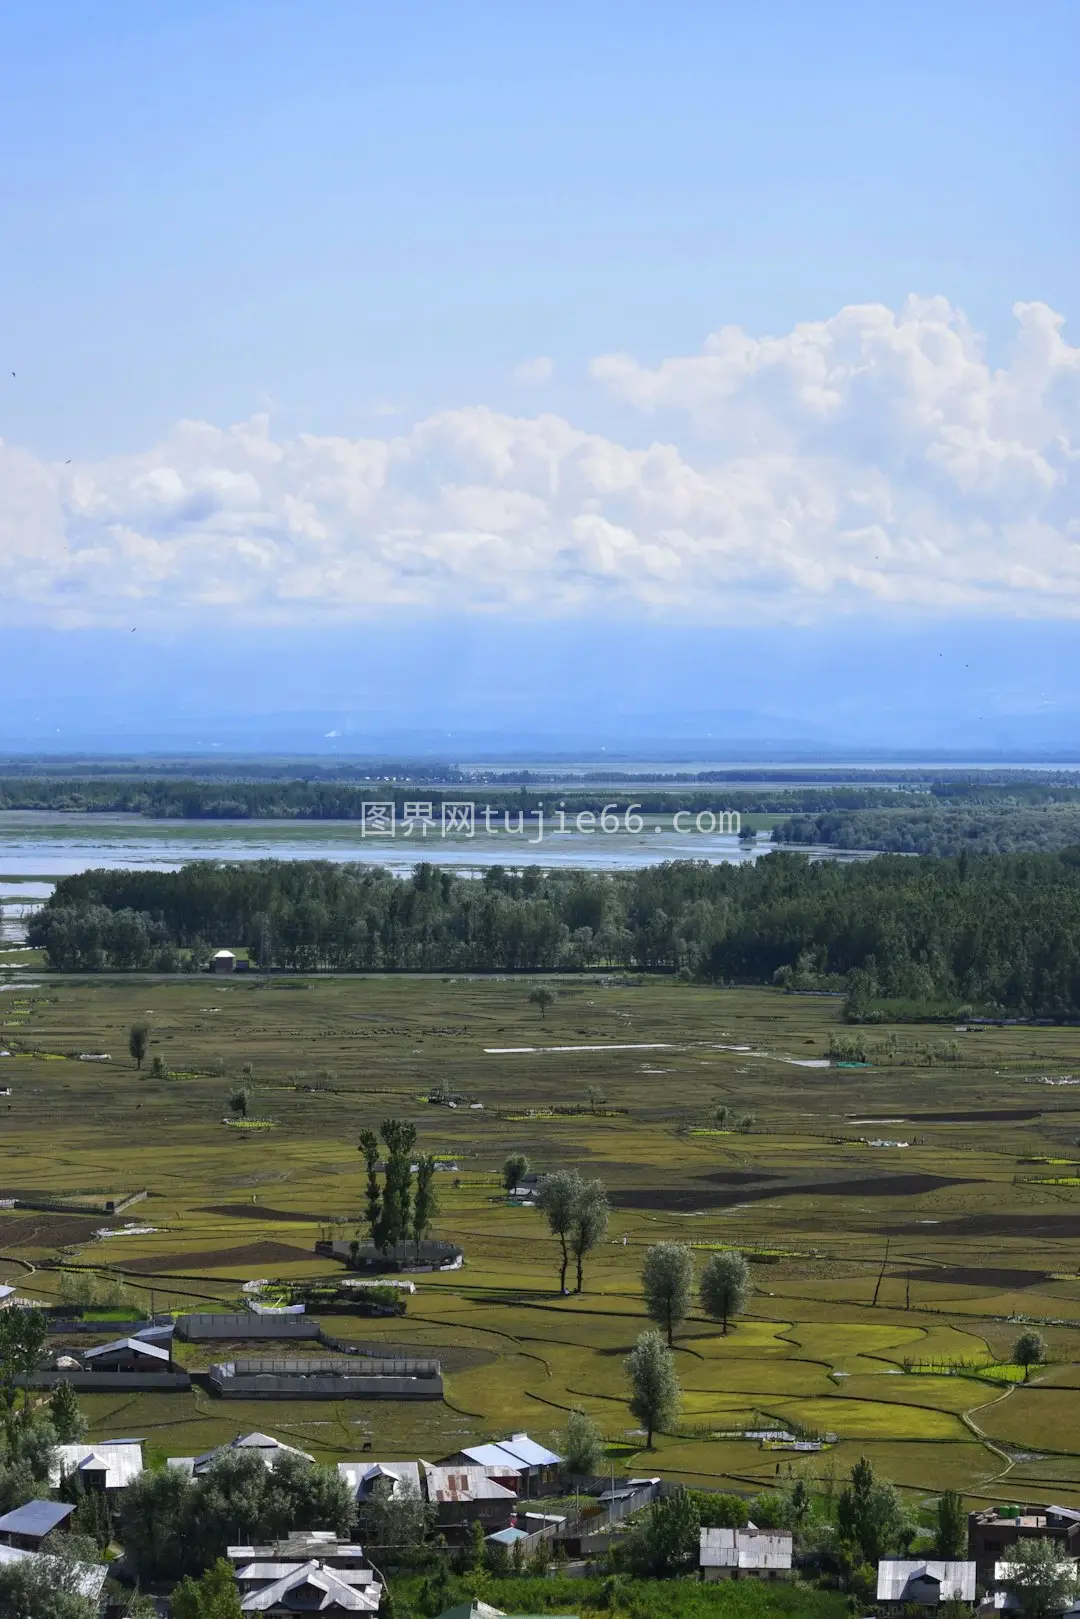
[512,356,555,385]
[2,299,1078,625]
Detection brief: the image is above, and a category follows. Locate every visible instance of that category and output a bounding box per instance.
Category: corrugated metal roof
[0,1499,76,1537]
[699,1528,792,1571]
[52,1440,144,1490]
[498,1434,562,1468]
[338,1460,423,1501]
[84,1336,170,1363]
[422,1464,517,1503]
[239,1558,382,1611]
[0,1543,107,1600]
[877,1561,977,1602]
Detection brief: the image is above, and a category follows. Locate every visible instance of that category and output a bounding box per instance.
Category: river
[0,810,872,944]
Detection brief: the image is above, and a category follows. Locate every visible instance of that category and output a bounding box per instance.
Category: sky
[0,1,1077,751]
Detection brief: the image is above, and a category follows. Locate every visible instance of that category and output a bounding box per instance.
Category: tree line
[774,802,1080,856]
[27,847,1080,1016]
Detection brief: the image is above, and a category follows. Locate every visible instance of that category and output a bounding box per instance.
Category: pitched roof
[699,1527,792,1571]
[188,1431,315,1474]
[877,1561,977,1603]
[459,1434,561,1470]
[83,1335,171,1362]
[0,1499,77,1538]
[0,1542,108,1600]
[239,1558,382,1611]
[52,1440,144,1490]
[422,1464,517,1503]
[338,1460,423,1501]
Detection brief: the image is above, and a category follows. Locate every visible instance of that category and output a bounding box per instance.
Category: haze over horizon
[1,1,1076,755]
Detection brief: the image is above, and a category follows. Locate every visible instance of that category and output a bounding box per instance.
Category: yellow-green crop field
[2,970,1080,1505]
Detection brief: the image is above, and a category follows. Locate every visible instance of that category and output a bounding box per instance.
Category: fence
[529,1480,662,1549]
[26,1369,190,1391]
[175,1312,321,1340]
[208,1354,443,1400]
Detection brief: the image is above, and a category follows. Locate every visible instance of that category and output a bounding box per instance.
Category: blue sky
[0,2,1077,749]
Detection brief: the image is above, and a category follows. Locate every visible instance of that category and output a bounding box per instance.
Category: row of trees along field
[0,774,925,817]
[28,848,1080,1015]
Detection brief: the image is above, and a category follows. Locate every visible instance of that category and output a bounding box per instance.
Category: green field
[3,971,1080,1503]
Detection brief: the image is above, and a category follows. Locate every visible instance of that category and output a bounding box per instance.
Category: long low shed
[208,1356,443,1400]
[26,1371,191,1391]
[175,1313,321,1340]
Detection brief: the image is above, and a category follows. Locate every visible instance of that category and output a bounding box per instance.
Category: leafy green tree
[836,1456,913,1564]
[528,986,556,1020]
[699,1250,751,1335]
[227,1086,251,1120]
[360,1477,434,1553]
[502,1152,529,1194]
[150,1054,169,1080]
[0,1307,48,1434]
[118,1466,195,1581]
[171,1558,244,1619]
[378,1119,417,1249]
[563,1406,604,1475]
[641,1242,694,1345]
[358,1129,381,1243]
[625,1330,680,1448]
[537,1168,582,1292]
[691,1490,749,1528]
[569,1178,609,1292]
[627,1487,700,1574]
[0,1541,100,1619]
[934,1489,967,1557]
[1013,1329,1047,1379]
[128,1022,149,1069]
[48,1380,86,1442]
[1000,1538,1080,1619]
[412,1155,439,1254]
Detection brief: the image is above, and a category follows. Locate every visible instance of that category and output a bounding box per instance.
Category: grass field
[3,970,1080,1503]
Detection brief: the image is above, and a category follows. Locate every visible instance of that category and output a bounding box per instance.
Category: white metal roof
[877,1561,976,1603]
[52,1440,144,1490]
[699,1528,792,1571]
[240,1558,381,1611]
[0,1543,107,1601]
[188,1432,315,1474]
[460,1434,561,1470]
[338,1460,423,1501]
[83,1336,170,1362]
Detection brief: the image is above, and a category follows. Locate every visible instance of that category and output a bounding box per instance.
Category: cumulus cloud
[512,356,555,385]
[3,298,1078,624]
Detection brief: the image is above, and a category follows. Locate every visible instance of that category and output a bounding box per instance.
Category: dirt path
[963,1380,1020,1482]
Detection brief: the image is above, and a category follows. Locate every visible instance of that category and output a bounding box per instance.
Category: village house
[82,1336,173,1373]
[0,1499,76,1550]
[51,1438,144,1494]
[228,1531,381,1612]
[0,1541,107,1603]
[969,1507,1080,1584]
[447,1434,563,1495]
[338,1459,424,1506]
[170,1431,314,1478]
[699,1526,793,1581]
[421,1463,519,1536]
[877,1560,978,1609]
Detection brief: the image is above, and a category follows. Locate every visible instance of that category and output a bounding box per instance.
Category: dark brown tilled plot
[611,1171,979,1211]
[889,1212,1080,1239]
[196,1204,324,1222]
[897,1264,1052,1289]
[121,1240,315,1273]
